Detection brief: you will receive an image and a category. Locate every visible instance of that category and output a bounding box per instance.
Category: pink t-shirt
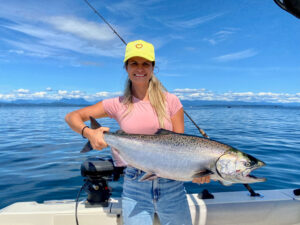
[102,92,183,166]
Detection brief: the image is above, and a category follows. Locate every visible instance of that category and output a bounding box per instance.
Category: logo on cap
[135,43,143,49]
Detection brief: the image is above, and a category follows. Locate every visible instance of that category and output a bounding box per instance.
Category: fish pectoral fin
[139,172,158,181]
[80,141,93,153]
[219,180,233,186]
[155,129,175,135]
[192,169,214,178]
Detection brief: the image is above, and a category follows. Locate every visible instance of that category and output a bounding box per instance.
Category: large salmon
[82,117,266,185]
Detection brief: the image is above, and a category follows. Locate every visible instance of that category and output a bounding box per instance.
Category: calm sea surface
[0,105,300,209]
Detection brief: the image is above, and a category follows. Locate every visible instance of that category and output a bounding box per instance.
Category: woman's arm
[171,107,184,133]
[65,101,109,150]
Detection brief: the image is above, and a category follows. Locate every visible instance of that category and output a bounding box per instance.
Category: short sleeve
[102,97,121,119]
[166,92,183,117]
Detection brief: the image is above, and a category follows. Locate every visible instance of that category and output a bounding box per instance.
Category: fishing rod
[83,0,209,138]
[83,0,127,45]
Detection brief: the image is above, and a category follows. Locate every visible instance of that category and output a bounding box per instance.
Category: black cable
[75,181,88,225]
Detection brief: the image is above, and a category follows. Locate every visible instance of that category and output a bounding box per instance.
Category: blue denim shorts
[122,166,192,225]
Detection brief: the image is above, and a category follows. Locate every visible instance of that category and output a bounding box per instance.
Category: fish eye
[244,162,251,167]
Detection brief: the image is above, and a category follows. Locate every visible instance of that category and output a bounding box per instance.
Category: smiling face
[126,57,154,86]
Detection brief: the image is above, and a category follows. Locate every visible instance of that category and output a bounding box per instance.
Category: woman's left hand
[192,175,211,184]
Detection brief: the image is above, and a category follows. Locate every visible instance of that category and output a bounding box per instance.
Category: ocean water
[0,105,300,209]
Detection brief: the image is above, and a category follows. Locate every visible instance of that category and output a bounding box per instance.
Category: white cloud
[230,92,255,97]
[58,90,67,95]
[105,0,163,18]
[93,91,122,99]
[105,1,140,17]
[203,28,237,46]
[15,88,30,93]
[95,92,110,97]
[164,13,224,29]
[47,16,115,42]
[173,88,206,93]
[49,90,86,100]
[0,94,16,100]
[1,88,300,104]
[258,92,278,96]
[172,89,300,103]
[32,92,47,98]
[71,90,82,94]
[214,49,258,62]
[5,39,61,58]
[2,16,124,60]
[8,49,25,55]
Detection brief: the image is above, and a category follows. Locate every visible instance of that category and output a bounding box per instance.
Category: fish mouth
[245,173,266,182]
[244,160,266,182]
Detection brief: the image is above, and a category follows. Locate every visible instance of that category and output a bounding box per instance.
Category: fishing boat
[0,157,299,225]
[0,188,299,225]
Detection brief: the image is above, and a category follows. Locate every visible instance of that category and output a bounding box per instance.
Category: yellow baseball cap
[123,40,155,62]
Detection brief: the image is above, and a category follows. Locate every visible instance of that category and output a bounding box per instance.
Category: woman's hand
[192,175,211,184]
[84,127,110,150]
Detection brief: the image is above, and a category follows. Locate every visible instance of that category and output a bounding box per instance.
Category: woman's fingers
[88,127,110,150]
[101,127,110,133]
[192,176,211,184]
[204,175,210,183]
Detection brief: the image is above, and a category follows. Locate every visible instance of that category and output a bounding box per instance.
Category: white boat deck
[0,189,299,225]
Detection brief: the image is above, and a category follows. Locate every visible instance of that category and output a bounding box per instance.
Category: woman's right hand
[64,101,111,150]
[84,127,110,150]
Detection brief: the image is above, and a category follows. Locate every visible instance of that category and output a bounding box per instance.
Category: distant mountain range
[1,98,300,107]
[0,98,96,106]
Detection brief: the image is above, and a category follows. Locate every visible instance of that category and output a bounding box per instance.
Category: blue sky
[0,0,300,103]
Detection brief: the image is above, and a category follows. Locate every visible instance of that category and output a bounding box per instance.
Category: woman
[65,40,210,225]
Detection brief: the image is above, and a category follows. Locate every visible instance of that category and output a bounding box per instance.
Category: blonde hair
[122,72,168,128]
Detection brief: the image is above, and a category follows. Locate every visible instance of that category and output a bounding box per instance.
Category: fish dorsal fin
[155,129,174,135]
[80,117,100,154]
[116,130,126,134]
[192,169,214,178]
[139,172,158,181]
[90,116,101,129]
